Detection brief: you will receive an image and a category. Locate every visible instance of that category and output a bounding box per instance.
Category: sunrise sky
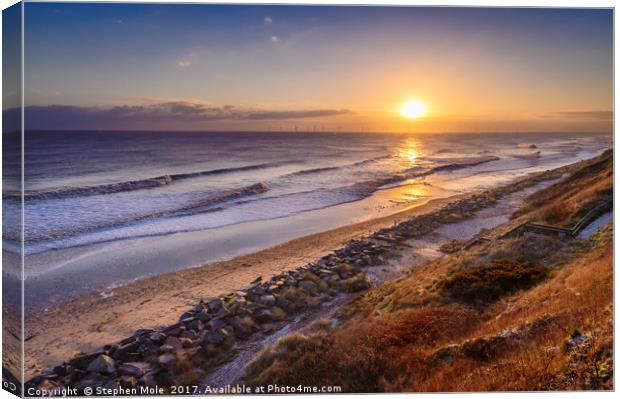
[5,3,614,132]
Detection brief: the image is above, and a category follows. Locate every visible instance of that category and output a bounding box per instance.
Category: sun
[400,100,427,119]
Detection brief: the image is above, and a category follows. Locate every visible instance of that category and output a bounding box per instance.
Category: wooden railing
[462,201,612,250]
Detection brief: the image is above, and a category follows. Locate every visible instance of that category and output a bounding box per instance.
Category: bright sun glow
[400,100,427,119]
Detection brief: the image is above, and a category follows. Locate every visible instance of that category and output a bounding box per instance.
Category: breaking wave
[7,182,271,242]
[6,155,499,245]
[282,155,390,178]
[349,155,501,195]
[4,162,285,201]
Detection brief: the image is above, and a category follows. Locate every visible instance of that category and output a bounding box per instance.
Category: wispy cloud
[264,16,273,24]
[176,51,199,68]
[271,35,279,43]
[11,102,353,129]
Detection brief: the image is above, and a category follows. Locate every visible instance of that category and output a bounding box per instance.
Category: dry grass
[516,149,612,226]
[410,236,613,392]
[244,304,482,392]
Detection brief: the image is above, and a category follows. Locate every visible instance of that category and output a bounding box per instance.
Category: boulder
[259,295,276,306]
[208,318,226,331]
[179,311,195,322]
[213,307,231,320]
[207,299,223,313]
[162,323,184,337]
[87,355,116,374]
[249,285,267,296]
[69,352,104,370]
[159,345,174,353]
[157,353,176,368]
[137,336,159,354]
[181,319,204,335]
[148,332,166,345]
[119,336,136,346]
[103,344,117,352]
[164,336,183,350]
[195,309,212,322]
[117,362,149,378]
[180,330,198,340]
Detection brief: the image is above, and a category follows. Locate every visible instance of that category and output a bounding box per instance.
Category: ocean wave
[4,162,284,201]
[9,155,498,245]
[350,155,501,195]
[282,155,390,178]
[430,155,501,171]
[512,151,541,159]
[432,148,455,154]
[6,182,271,243]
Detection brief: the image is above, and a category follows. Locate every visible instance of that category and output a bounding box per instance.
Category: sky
[3,3,614,132]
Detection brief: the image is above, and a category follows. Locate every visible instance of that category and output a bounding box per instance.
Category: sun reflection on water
[398,182,428,201]
[397,138,421,164]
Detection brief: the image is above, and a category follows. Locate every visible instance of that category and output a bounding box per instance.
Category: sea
[1,131,612,308]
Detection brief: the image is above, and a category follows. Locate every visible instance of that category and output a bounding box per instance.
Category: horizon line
[5,129,613,135]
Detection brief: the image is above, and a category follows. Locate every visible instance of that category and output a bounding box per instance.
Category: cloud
[264,16,273,24]
[271,35,279,43]
[10,102,353,130]
[547,111,613,120]
[177,51,199,68]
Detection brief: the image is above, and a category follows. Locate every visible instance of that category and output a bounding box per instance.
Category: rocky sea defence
[25,156,590,394]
